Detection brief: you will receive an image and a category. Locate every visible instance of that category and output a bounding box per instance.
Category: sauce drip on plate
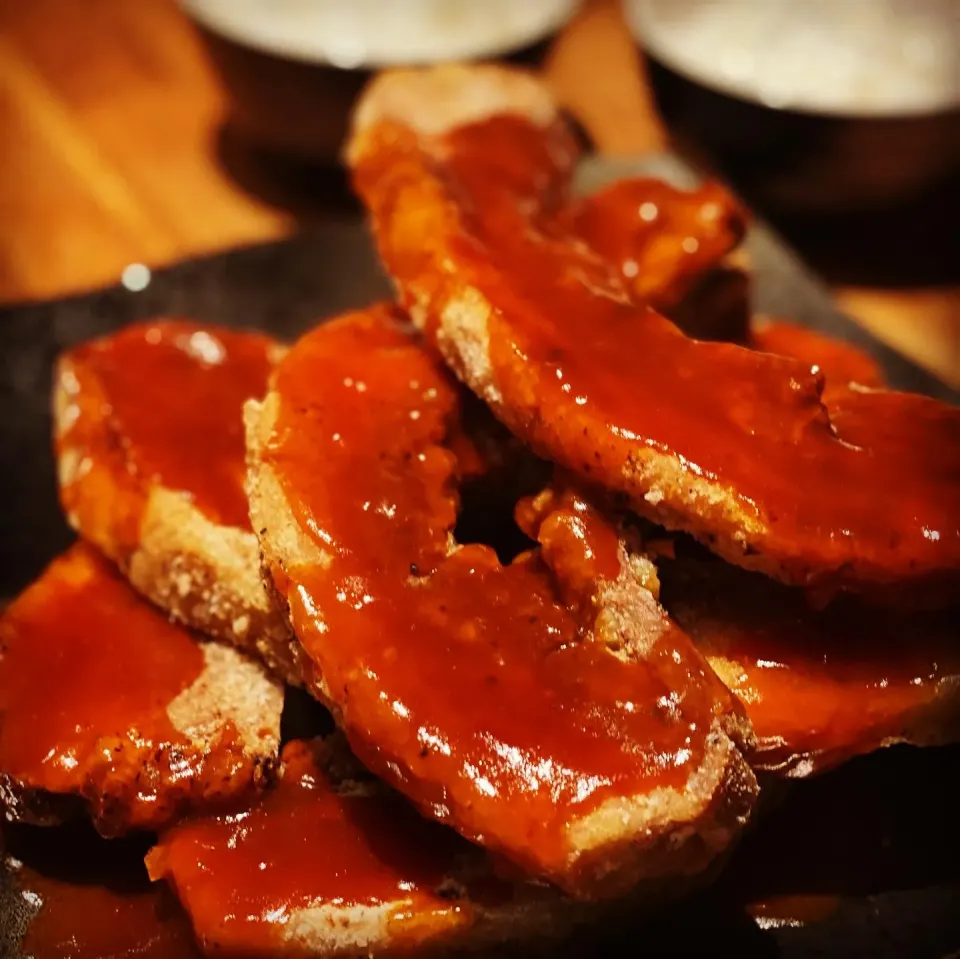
[18,866,198,959]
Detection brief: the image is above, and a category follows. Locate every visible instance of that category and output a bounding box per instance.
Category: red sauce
[0,545,254,834]
[60,319,275,539]
[562,178,745,313]
[353,114,960,600]
[262,307,736,896]
[658,557,960,774]
[751,320,885,394]
[0,545,202,793]
[17,866,199,959]
[147,740,472,954]
[4,815,198,959]
[515,486,623,608]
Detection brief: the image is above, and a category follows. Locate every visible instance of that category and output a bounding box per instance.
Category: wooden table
[1,0,957,384]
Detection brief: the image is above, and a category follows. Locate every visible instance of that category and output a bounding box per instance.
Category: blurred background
[0,0,957,382]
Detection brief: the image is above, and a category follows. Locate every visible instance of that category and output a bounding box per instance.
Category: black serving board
[1,155,958,958]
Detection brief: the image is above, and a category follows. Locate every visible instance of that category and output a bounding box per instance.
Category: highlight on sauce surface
[146,739,475,954]
[1,55,958,959]
[57,319,276,538]
[255,306,752,896]
[0,543,279,836]
[0,546,205,805]
[349,65,960,603]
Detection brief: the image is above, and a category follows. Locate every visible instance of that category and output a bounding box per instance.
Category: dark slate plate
[1,155,958,958]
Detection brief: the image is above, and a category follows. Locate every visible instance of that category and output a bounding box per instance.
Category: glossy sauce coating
[60,319,275,537]
[559,176,750,342]
[148,740,471,954]
[353,107,960,599]
[658,556,960,774]
[0,545,202,794]
[751,320,885,394]
[0,545,253,834]
[562,177,745,313]
[262,307,737,894]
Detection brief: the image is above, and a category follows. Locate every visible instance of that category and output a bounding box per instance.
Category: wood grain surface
[0,0,956,383]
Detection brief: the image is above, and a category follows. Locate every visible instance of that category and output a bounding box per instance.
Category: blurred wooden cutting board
[0,0,956,384]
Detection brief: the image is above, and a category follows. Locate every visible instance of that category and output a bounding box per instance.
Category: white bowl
[623,0,960,119]
[182,0,580,69]
[180,0,579,162]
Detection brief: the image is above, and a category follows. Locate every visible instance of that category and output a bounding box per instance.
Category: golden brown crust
[152,734,734,958]
[346,64,960,606]
[414,292,774,588]
[2,640,283,836]
[346,65,778,586]
[347,63,555,144]
[53,350,299,685]
[246,390,758,901]
[129,488,301,684]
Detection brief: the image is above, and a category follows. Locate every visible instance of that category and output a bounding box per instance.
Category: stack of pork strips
[2,64,958,958]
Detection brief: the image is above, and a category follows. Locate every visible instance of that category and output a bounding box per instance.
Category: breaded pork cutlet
[246,304,757,901]
[150,737,761,958]
[648,551,960,776]
[634,320,960,773]
[148,736,623,958]
[0,544,283,835]
[54,319,299,683]
[346,63,960,607]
